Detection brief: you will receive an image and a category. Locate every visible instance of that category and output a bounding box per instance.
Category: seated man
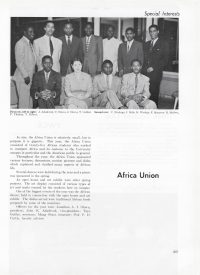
[92,60,124,109]
[121,59,157,109]
[30,55,61,109]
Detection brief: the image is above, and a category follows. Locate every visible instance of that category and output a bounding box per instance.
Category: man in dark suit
[118,27,143,77]
[82,22,103,77]
[59,22,83,75]
[31,55,61,109]
[59,22,83,104]
[143,24,169,105]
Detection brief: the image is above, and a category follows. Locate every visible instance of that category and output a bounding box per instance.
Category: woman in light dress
[63,58,93,109]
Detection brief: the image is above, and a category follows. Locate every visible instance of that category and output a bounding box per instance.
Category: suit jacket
[143,38,169,81]
[82,35,103,75]
[30,69,61,107]
[92,73,121,99]
[13,36,36,82]
[33,35,62,72]
[121,73,150,99]
[118,40,144,74]
[59,35,83,76]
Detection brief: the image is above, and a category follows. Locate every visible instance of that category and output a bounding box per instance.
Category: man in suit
[143,24,169,105]
[30,55,61,109]
[59,22,83,104]
[118,27,143,77]
[13,25,36,108]
[103,25,122,75]
[33,21,62,72]
[82,22,103,77]
[92,60,124,109]
[121,59,156,109]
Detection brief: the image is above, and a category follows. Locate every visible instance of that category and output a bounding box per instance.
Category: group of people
[13,20,169,109]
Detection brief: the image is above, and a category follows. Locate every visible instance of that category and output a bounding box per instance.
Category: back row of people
[13,20,169,109]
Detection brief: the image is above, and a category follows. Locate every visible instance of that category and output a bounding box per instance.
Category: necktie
[45,72,49,83]
[67,36,71,46]
[86,37,90,52]
[149,40,154,52]
[127,42,130,52]
[135,74,138,93]
[106,75,110,89]
[29,41,33,52]
[49,38,54,56]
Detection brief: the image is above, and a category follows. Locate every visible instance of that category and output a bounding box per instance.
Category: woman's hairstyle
[70,58,83,66]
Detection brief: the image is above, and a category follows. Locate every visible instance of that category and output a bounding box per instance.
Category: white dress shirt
[103,73,113,89]
[44,71,51,83]
[127,39,134,51]
[151,37,158,46]
[65,34,73,44]
[86,35,92,43]
[103,37,122,74]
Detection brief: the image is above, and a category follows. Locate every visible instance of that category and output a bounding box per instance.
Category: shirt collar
[107,37,114,41]
[44,70,51,75]
[65,34,73,39]
[23,36,30,43]
[44,34,53,39]
[86,35,92,40]
[127,39,134,44]
[152,37,158,45]
[103,73,112,78]
[132,72,141,77]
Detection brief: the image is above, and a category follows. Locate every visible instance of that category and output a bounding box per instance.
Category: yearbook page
[0,0,199,274]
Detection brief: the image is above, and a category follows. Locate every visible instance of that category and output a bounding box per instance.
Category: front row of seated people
[30,55,157,109]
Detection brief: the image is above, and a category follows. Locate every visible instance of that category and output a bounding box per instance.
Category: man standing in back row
[33,21,62,72]
[143,24,169,106]
[13,25,36,108]
[59,22,83,104]
[103,25,122,75]
[82,22,103,77]
[118,27,143,77]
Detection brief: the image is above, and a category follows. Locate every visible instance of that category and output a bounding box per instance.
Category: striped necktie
[135,74,138,93]
[86,36,90,52]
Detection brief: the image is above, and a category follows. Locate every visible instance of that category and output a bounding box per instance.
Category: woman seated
[63,58,93,109]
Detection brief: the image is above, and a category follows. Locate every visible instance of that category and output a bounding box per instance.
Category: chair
[172,91,178,109]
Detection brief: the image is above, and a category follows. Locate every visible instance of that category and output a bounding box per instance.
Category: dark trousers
[149,79,161,106]
[148,72,162,106]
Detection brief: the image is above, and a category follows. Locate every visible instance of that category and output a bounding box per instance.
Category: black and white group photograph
[10,17,179,110]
